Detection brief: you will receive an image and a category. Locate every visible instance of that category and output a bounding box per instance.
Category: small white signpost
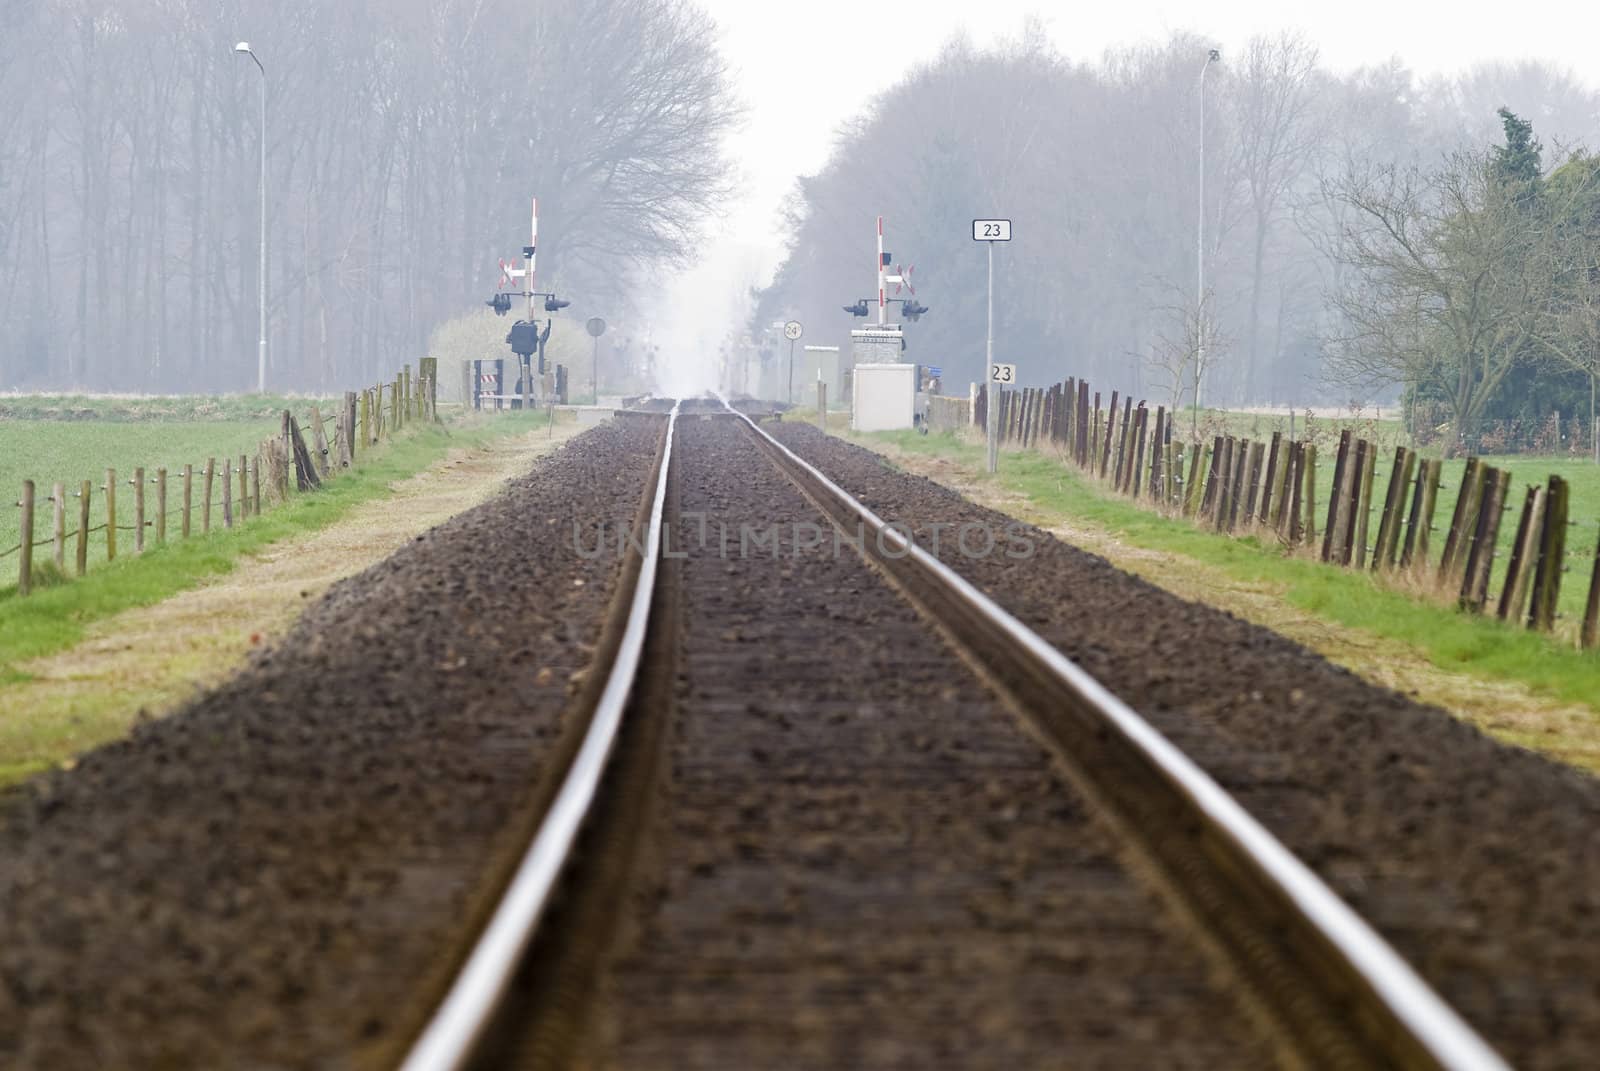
[975,219,1013,473]
[784,320,803,403]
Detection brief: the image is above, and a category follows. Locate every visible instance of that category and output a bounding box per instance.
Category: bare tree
[1323,151,1550,451]
[1143,284,1231,435]
[0,0,739,392]
[1228,32,1320,401]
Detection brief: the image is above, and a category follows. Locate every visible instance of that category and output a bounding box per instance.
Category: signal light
[902,300,929,322]
[843,300,870,317]
[487,292,513,316]
[544,295,570,312]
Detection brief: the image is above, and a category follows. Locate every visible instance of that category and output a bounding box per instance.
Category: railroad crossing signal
[844,216,929,327]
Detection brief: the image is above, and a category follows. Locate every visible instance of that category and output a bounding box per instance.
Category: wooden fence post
[1438,458,1483,582]
[1227,439,1250,531]
[222,458,234,528]
[76,481,90,576]
[1399,457,1426,570]
[1148,406,1165,498]
[1460,467,1509,612]
[1528,476,1569,632]
[1498,485,1545,622]
[182,465,193,538]
[1243,441,1265,524]
[1413,460,1442,569]
[1324,429,1354,562]
[105,468,117,561]
[1201,436,1225,518]
[1078,383,1091,465]
[309,406,332,479]
[344,391,358,466]
[1116,397,1134,487]
[156,468,167,545]
[1272,444,1293,535]
[1302,444,1319,545]
[1212,437,1236,530]
[1260,432,1282,525]
[1373,447,1412,570]
[1099,392,1116,477]
[238,455,249,519]
[1352,442,1375,567]
[202,459,214,534]
[18,480,34,595]
[1181,443,1202,516]
[1286,443,1305,545]
[1130,405,1149,497]
[52,481,65,570]
[252,456,262,516]
[1582,524,1600,649]
[287,416,320,491]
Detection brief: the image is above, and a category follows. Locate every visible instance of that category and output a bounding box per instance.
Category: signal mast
[839,216,931,432]
[486,197,571,401]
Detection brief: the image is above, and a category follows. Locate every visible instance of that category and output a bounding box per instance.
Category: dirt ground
[0,421,585,784]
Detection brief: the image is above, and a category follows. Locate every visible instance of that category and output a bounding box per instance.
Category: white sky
[649,0,1600,392]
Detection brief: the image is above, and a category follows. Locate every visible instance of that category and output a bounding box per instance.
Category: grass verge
[0,412,550,680]
[860,428,1600,715]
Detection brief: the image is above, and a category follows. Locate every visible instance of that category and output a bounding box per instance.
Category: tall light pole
[1194,47,1219,437]
[235,42,267,394]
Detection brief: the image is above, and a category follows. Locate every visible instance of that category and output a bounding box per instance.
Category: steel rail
[730,404,1508,1071]
[399,403,679,1071]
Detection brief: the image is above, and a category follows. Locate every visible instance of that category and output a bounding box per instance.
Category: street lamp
[235,41,267,394]
[1194,47,1219,437]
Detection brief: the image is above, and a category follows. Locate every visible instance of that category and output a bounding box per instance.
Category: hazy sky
[649,0,1600,391]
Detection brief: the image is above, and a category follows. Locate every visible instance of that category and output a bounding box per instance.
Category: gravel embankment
[0,418,664,1069]
[770,420,1600,1069]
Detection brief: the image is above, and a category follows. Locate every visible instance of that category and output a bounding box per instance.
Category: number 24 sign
[990,363,1016,384]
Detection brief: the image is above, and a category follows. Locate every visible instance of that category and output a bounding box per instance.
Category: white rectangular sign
[990,363,1016,384]
[973,219,1012,241]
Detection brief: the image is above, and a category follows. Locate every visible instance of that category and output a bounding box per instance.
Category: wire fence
[961,377,1600,651]
[6,359,439,598]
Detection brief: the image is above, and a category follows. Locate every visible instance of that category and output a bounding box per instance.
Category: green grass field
[862,427,1600,711]
[0,419,283,584]
[1317,451,1600,626]
[0,411,551,679]
[0,392,335,422]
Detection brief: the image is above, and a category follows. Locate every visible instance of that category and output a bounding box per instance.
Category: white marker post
[974,219,1012,473]
[784,320,803,404]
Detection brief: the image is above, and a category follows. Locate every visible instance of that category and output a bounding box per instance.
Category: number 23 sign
[990,363,1016,384]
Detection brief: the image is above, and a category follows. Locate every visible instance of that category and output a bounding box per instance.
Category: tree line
[0,0,738,394]
[753,24,1600,447]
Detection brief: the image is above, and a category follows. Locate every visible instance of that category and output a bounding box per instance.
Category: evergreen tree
[1492,107,1543,199]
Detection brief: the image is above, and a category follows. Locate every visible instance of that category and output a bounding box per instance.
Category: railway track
[396,403,1507,1070]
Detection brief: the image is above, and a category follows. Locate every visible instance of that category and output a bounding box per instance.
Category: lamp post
[235,42,267,394]
[1194,47,1219,437]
